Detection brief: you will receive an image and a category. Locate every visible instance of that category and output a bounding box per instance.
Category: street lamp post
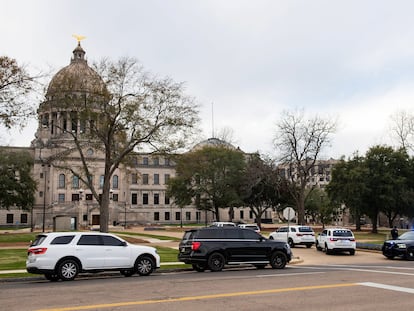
[42,165,47,232]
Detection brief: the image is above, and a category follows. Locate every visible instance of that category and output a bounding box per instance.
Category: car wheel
[306,244,312,248]
[316,241,322,251]
[269,236,274,240]
[288,238,295,248]
[208,252,225,272]
[384,255,394,260]
[406,248,414,261]
[325,244,332,255]
[349,249,355,256]
[254,264,267,269]
[44,273,60,282]
[120,269,135,277]
[270,251,287,269]
[135,256,155,276]
[57,259,79,281]
[192,264,206,272]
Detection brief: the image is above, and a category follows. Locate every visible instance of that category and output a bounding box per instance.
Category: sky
[2,0,414,159]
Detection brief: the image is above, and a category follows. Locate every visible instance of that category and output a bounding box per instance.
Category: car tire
[208,252,225,272]
[270,251,287,269]
[316,241,322,251]
[384,255,394,260]
[44,273,60,282]
[57,259,79,281]
[269,236,274,240]
[288,238,295,248]
[135,255,155,276]
[325,244,332,255]
[192,264,207,272]
[349,249,355,256]
[120,269,135,277]
[306,244,312,248]
[406,248,414,261]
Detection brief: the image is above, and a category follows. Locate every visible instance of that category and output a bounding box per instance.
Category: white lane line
[257,271,325,278]
[342,268,414,276]
[359,282,414,294]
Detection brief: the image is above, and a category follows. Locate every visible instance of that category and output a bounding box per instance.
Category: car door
[318,229,328,247]
[102,235,131,268]
[274,227,288,242]
[75,234,106,269]
[227,229,267,262]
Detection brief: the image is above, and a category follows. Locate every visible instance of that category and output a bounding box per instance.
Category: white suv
[316,228,356,255]
[269,225,316,248]
[26,232,160,281]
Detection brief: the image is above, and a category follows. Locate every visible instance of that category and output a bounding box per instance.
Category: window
[154,212,159,221]
[58,194,65,202]
[39,191,44,198]
[112,175,119,189]
[58,174,66,188]
[112,193,119,202]
[143,193,148,205]
[143,157,149,165]
[154,174,159,185]
[102,235,124,246]
[153,157,159,166]
[72,176,79,189]
[240,210,244,219]
[154,193,159,205]
[196,211,201,222]
[6,214,13,224]
[72,194,80,201]
[131,173,138,184]
[86,194,93,201]
[99,175,104,189]
[176,212,181,221]
[131,193,138,205]
[142,174,149,185]
[165,212,170,221]
[51,235,75,245]
[77,235,101,245]
[186,212,191,221]
[165,157,170,166]
[165,196,170,205]
[20,214,28,224]
[164,174,170,184]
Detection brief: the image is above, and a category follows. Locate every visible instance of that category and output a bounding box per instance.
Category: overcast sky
[3,0,414,159]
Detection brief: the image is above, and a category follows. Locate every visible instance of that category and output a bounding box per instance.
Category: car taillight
[192,242,201,251]
[296,233,303,236]
[329,238,338,242]
[349,238,355,241]
[28,247,47,255]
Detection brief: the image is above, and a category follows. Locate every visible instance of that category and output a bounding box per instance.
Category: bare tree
[389,110,414,152]
[0,56,40,129]
[273,109,337,224]
[46,57,199,232]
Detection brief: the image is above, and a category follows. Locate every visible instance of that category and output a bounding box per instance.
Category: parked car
[382,230,414,260]
[210,222,236,227]
[26,232,160,281]
[178,227,292,272]
[269,225,316,248]
[316,228,356,255]
[238,224,260,233]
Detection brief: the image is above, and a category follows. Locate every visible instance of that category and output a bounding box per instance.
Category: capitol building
[0,42,261,230]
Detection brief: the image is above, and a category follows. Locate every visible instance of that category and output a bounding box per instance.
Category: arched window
[58,174,66,189]
[72,176,79,189]
[112,175,119,189]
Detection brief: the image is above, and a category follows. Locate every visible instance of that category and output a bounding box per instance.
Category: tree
[47,57,199,232]
[0,149,37,210]
[326,154,369,231]
[273,109,337,224]
[167,145,245,223]
[239,154,285,228]
[389,110,414,153]
[0,56,38,129]
[305,188,334,228]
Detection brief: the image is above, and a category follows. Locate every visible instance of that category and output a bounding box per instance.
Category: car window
[291,228,296,232]
[224,229,242,239]
[77,235,102,245]
[30,235,47,246]
[50,235,75,245]
[102,235,125,246]
[241,229,261,240]
[278,227,287,233]
[298,227,313,233]
[398,231,414,240]
[197,229,221,239]
[333,230,353,237]
[182,231,195,241]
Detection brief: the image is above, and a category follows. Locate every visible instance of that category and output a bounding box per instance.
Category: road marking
[359,282,414,294]
[35,283,357,311]
[257,271,325,278]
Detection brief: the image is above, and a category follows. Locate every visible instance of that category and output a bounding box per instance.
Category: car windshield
[333,230,353,237]
[398,231,414,240]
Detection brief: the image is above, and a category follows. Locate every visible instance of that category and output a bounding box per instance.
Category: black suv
[178,227,292,272]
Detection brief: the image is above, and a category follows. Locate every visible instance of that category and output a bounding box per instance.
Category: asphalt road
[1,247,413,311]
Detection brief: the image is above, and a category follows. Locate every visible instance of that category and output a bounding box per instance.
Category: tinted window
[102,235,125,246]
[278,227,288,233]
[77,235,102,245]
[197,229,223,239]
[51,235,75,245]
[241,229,260,240]
[298,226,313,233]
[333,230,353,237]
[224,229,242,239]
[398,232,414,240]
[30,235,47,246]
